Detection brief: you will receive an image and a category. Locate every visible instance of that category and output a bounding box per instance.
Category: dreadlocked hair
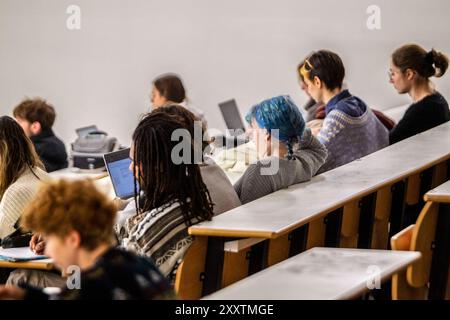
[132,112,214,226]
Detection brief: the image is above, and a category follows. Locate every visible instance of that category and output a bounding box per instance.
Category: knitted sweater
[119,201,199,281]
[0,167,49,239]
[234,129,327,204]
[317,108,389,173]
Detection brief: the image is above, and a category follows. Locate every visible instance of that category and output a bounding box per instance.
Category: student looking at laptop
[152,105,241,214]
[234,95,327,204]
[116,105,240,232]
[13,98,68,173]
[117,112,214,281]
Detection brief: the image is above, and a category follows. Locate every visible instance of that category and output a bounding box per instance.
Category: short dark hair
[153,74,186,103]
[13,98,56,129]
[300,50,345,90]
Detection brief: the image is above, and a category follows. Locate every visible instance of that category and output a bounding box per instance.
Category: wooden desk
[424,180,450,203]
[189,122,450,296]
[204,247,421,300]
[191,123,450,240]
[0,259,54,271]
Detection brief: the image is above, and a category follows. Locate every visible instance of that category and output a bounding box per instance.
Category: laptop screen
[218,99,246,135]
[103,148,138,199]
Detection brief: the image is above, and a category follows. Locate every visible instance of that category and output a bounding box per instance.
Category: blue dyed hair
[245,95,305,159]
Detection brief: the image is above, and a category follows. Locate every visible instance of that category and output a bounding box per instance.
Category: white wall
[1,0,449,146]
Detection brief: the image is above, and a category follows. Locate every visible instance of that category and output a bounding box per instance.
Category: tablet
[103,148,138,199]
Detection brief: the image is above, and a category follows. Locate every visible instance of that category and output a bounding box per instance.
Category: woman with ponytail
[389,44,450,144]
[233,95,327,204]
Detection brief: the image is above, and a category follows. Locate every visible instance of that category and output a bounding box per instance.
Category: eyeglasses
[388,68,405,81]
[387,69,394,80]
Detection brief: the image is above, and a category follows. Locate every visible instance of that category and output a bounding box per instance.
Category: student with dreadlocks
[118,112,214,281]
[0,116,49,241]
[152,104,241,215]
[234,95,327,205]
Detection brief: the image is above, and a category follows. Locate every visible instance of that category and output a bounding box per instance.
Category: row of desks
[190,122,450,239]
[188,122,450,297]
[204,180,450,300]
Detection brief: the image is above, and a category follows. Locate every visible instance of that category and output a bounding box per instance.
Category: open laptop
[103,148,138,199]
[218,99,246,136]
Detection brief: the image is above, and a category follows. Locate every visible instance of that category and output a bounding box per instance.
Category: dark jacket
[31,128,68,172]
[24,247,175,300]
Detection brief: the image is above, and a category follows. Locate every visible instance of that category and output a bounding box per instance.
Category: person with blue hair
[233,95,327,204]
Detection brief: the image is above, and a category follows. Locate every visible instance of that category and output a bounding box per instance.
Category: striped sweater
[119,201,199,281]
[0,167,49,239]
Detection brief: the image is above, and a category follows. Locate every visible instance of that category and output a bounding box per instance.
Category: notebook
[0,247,48,262]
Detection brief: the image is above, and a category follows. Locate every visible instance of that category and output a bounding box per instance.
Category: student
[151,73,207,125]
[152,104,241,214]
[299,50,389,172]
[116,105,240,229]
[118,112,214,280]
[234,95,327,204]
[0,116,49,240]
[389,44,450,144]
[13,98,68,172]
[0,179,174,300]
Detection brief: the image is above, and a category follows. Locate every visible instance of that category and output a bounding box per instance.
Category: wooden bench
[202,247,421,300]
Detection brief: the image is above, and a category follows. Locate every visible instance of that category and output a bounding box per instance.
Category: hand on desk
[0,285,25,300]
[30,234,45,255]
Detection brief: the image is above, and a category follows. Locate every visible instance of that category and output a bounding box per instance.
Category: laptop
[218,99,246,136]
[103,148,139,199]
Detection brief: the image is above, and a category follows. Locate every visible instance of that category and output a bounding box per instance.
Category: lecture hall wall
[1,0,449,147]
